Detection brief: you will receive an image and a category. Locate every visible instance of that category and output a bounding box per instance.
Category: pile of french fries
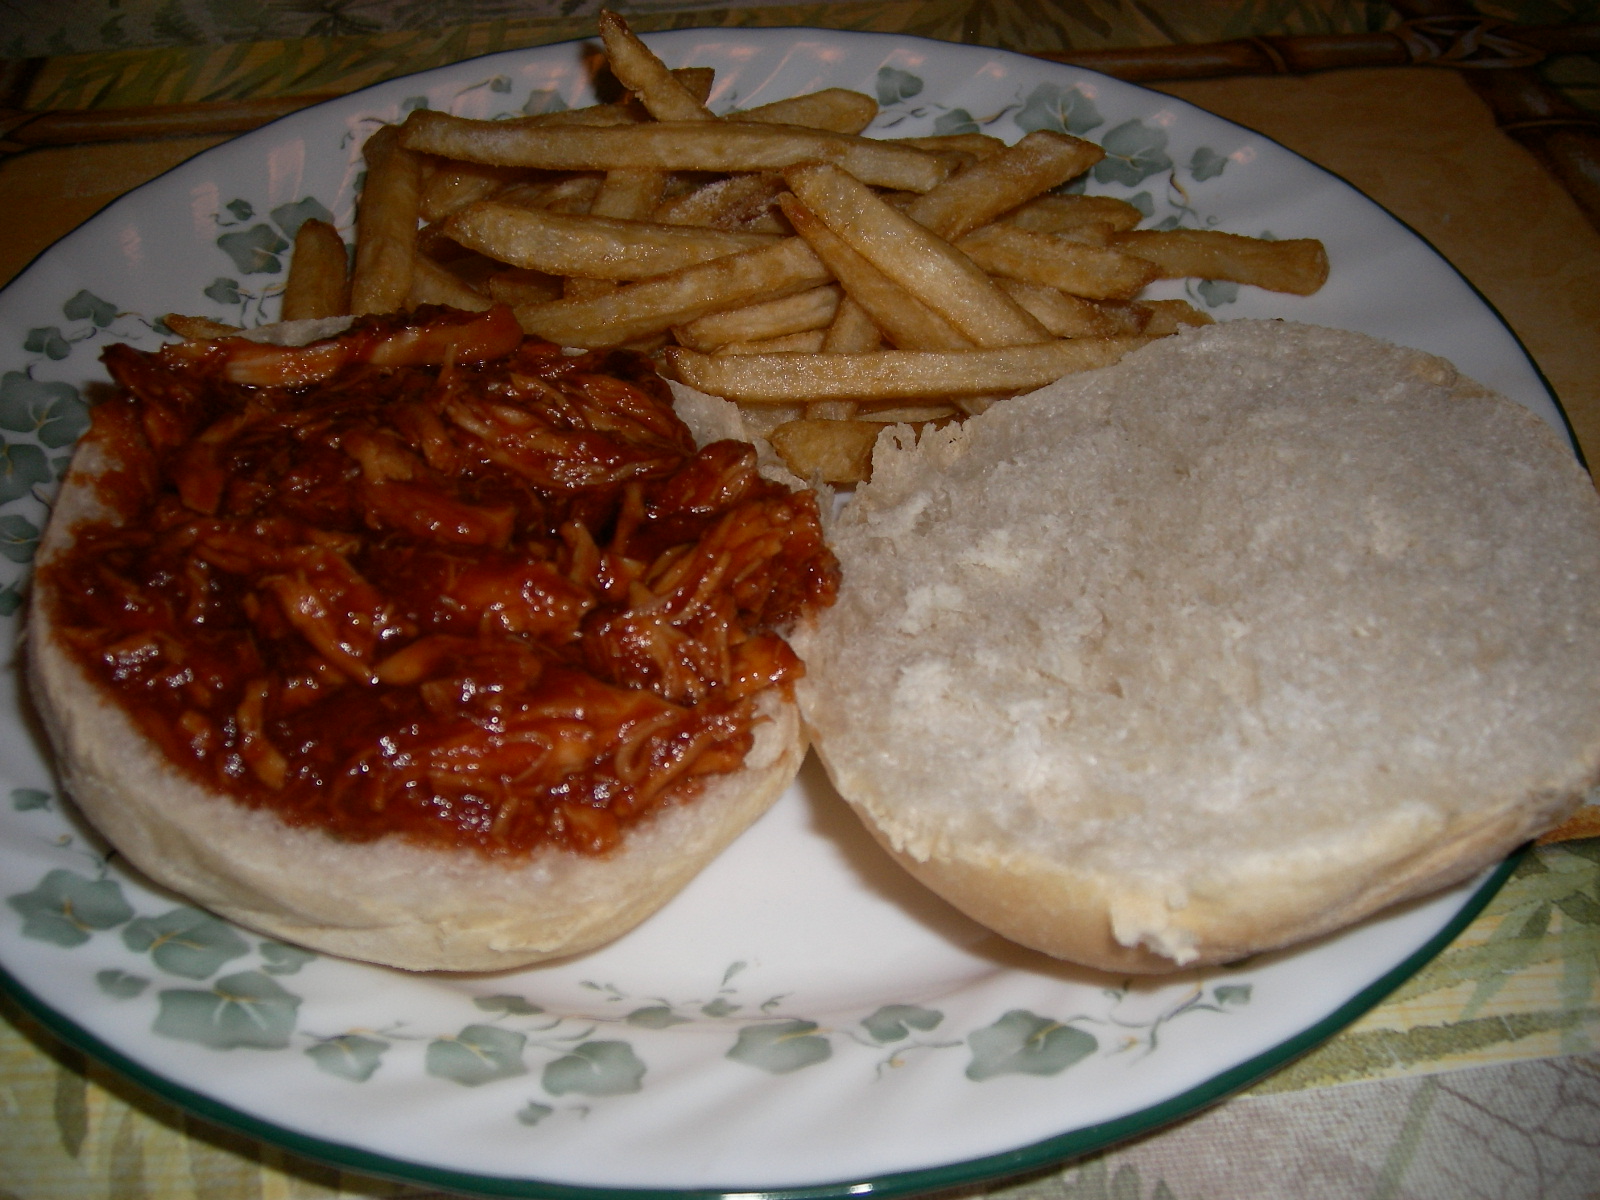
[187,10,1330,484]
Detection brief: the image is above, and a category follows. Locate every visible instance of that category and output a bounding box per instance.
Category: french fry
[856,403,961,422]
[419,161,533,223]
[486,267,564,307]
[599,9,717,122]
[904,130,1105,241]
[664,337,1146,402]
[821,296,883,354]
[564,278,619,301]
[165,314,242,339]
[730,89,878,135]
[281,218,350,321]
[351,123,425,315]
[1002,193,1145,234]
[594,16,717,234]
[668,66,717,105]
[779,193,972,351]
[1109,229,1330,295]
[406,255,492,311]
[768,418,881,483]
[652,172,788,230]
[494,174,606,215]
[995,278,1145,338]
[891,133,1008,160]
[507,103,639,130]
[674,284,841,351]
[587,167,670,220]
[782,162,1051,348]
[513,236,829,347]
[400,112,956,193]
[1138,297,1215,335]
[445,201,779,279]
[957,223,1159,301]
[1048,220,1116,247]
[713,330,828,355]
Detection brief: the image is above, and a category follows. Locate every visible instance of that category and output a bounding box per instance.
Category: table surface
[1,3,1598,1198]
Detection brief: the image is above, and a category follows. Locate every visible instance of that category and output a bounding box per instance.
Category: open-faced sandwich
[26,306,838,972]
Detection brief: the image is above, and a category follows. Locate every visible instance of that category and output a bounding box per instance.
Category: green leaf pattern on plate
[1093,119,1174,188]
[258,941,318,975]
[269,197,336,241]
[0,286,136,576]
[306,1033,389,1082]
[728,1019,833,1074]
[95,967,150,999]
[967,1011,1099,1080]
[0,441,51,508]
[202,191,338,323]
[10,788,52,812]
[0,372,90,449]
[122,907,252,979]
[7,868,136,947]
[543,1040,647,1096]
[862,1003,943,1043]
[153,970,301,1050]
[1015,81,1104,136]
[875,66,924,106]
[216,224,289,275]
[426,1024,529,1087]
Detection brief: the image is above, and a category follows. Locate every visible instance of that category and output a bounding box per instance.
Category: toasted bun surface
[792,320,1600,972]
[25,347,808,975]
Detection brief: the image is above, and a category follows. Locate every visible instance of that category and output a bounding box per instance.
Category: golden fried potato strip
[780,194,972,351]
[1002,193,1144,234]
[351,124,425,315]
[407,256,492,311]
[674,284,842,351]
[783,162,1051,348]
[730,89,878,135]
[445,201,778,279]
[513,237,829,347]
[598,9,717,122]
[281,218,350,321]
[821,296,883,354]
[400,112,956,193]
[664,337,1147,402]
[768,418,881,483]
[1110,229,1330,295]
[904,130,1105,241]
[957,224,1159,301]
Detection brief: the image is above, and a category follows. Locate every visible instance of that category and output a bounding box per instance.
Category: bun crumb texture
[794,320,1600,972]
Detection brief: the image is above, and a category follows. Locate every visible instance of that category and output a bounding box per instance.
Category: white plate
[0,27,1555,1198]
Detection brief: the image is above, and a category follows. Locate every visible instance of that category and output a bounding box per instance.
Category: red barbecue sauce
[38,306,838,858]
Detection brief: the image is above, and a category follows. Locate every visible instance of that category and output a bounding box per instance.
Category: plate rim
[0,23,1567,1199]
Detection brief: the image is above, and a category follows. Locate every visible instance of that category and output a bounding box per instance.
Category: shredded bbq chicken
[42,306,838,857]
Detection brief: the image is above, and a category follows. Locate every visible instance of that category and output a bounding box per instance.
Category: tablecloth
[0,3,1597,1197]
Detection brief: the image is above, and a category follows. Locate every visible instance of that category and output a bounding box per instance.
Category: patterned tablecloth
[0,3,1597,1197]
